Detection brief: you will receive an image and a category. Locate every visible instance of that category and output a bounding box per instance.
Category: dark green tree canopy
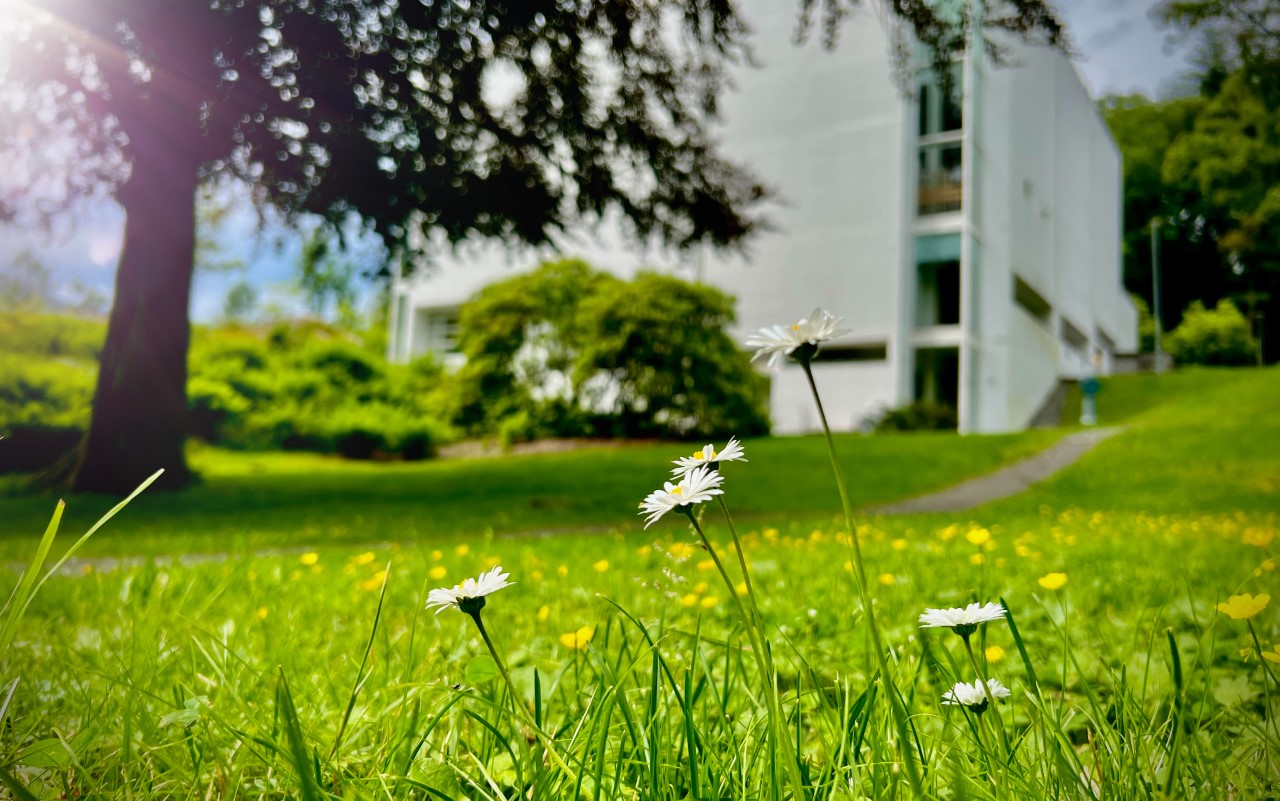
[1,0,771,254]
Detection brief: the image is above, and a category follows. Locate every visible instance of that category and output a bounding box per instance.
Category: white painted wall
[393,1,910,434]
[391,7,1137,435]
[968,38,1137,430]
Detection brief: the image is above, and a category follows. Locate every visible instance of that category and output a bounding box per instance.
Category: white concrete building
[389,4,1137,434]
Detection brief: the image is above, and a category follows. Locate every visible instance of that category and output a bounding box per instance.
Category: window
[1012,275,1051,324]
[815,342,889,362]
[918,69,963,136]
[915,234,961,327]
[417,308,460,354]
[913,346,960,412]
[1060,317,1088,350]
[917,68,964,216]
[918,142,962,215]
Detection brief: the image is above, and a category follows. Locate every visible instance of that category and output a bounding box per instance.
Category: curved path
[863,426,1123,515]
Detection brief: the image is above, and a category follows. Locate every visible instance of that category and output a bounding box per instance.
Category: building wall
[393,2,912,434]
[967,39,1137,432]
[390,7,1137,435]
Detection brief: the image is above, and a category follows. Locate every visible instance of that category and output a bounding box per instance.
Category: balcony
[918,141,962,216]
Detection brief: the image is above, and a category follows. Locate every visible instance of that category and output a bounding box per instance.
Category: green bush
[873,401,958,432]
[1164,299,1257,366]
[577,272,770,439]
[0,353,95,429]
[0,311,105,360]
[453,260,770,440]
[0,313,456,461]
[186,327,455,458]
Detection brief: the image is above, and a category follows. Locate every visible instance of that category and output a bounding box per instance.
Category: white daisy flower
[671,437,748,478]
[639,465,725,529]
[942,678,1012,711]
[745,308,849,367]
[918,602,1006,637]
[425,566,513,615]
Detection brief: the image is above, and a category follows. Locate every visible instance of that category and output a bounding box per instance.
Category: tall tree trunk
[72,154,200,494]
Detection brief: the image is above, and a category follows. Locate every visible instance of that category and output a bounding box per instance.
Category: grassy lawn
[3,367,1277,799]
[0,427,1059,558]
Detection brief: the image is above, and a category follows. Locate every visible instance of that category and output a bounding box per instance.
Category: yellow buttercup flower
[1038,572,1068,590]
[891,538,908,551]
[669,542,696,560]
[878,573,896,586]
[681,593,699,608]
[1217,593,1270,620]
[557,565,569,577]
[699,596,719,609]
[1242,528,1274,548]
[696,559,716,572]
[970,553,985,565]
[428,566,447,580]
[255,607,269,621]
[735,582,748,596]
[593,559,610,573]
[1262,644,1280,665]
[299,552,319,566]
[361,570,388,592]
[966,528,992,546]
[454,544,470,557]
[537,605,550,622]
[352,551,376,566]
[985,645,1006,663]
[559,626,594,650]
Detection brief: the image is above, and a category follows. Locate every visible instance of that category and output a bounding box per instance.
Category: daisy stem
[715,495,761,629]
[714,495,796,791]
[1246,621,1279,742]
[961,636,1012,761]
[467,610,579,784]
[800,359,926,797]
[687,512,806,799]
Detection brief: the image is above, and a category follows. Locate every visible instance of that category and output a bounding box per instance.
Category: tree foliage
[1164,299,1258,366]
[1102,9,1280,363]
[452,260,768,441]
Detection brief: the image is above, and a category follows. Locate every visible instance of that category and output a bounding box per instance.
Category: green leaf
[464,655,499,684]
[408,758,461,796]
[1211,673,1257,708]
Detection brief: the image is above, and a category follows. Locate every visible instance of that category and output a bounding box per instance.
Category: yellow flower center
[672,487,683,496]
[693,450,704,460]
[792,324,800,331]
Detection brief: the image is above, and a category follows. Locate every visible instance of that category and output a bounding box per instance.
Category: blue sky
[0,0,1197,323]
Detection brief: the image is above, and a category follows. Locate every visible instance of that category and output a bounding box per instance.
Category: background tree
[1098,1,1280,361]
[451,260,768,441]
[0,0,1067,494]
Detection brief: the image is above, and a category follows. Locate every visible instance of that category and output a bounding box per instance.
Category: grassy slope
[0,428,1058,557]
[992,366,1280,515]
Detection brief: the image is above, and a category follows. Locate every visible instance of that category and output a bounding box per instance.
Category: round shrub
[873,401,958,432]
[1165,299,1257,366]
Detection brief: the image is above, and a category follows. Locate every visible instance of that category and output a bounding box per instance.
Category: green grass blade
[276,668,325,801]
[35,469,164,593]
[0,501,64,660]
[1000,596,1041,696]
[329,561,391,761]
[0,764,39,801]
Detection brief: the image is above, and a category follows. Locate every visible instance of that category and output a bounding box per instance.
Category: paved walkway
[863,426,1123,515]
